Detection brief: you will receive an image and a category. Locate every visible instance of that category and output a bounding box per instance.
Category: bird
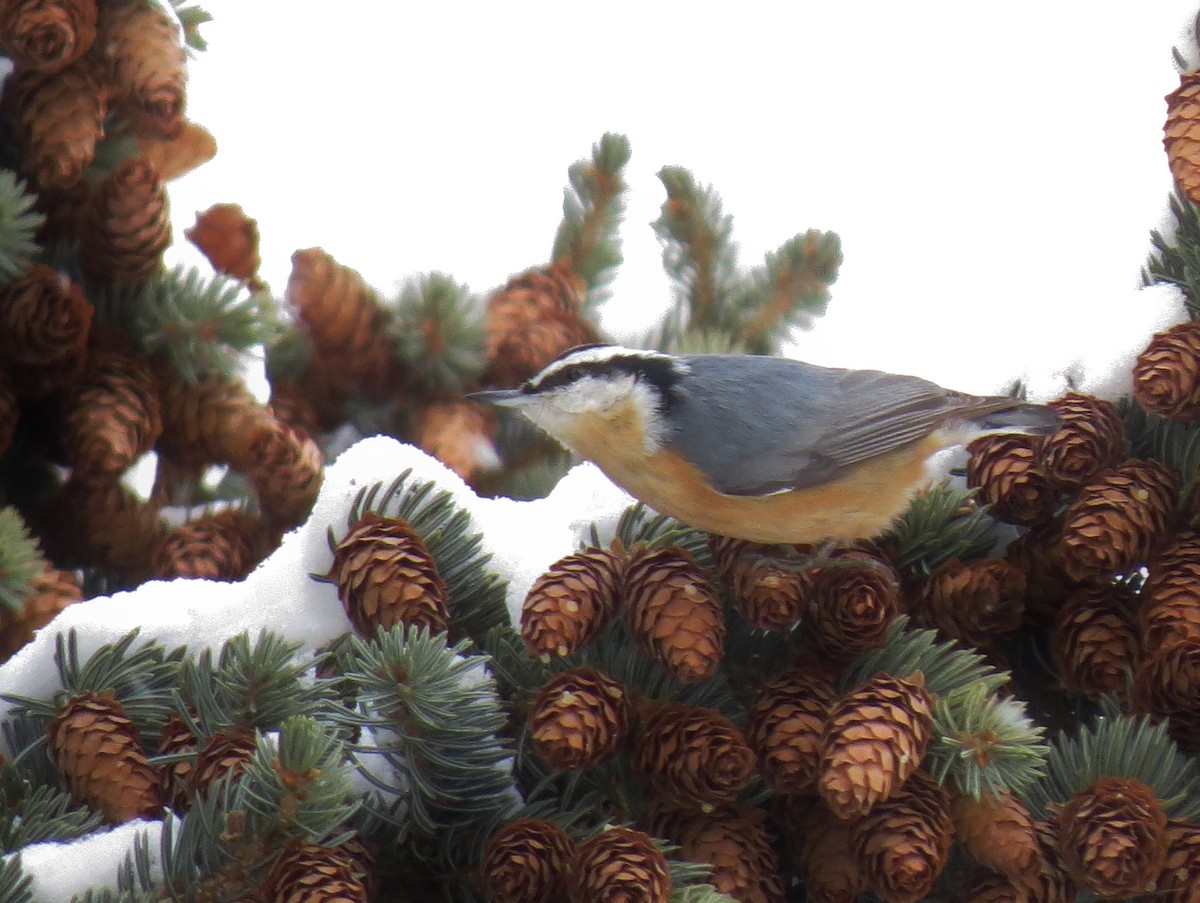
[470,343,1060,545]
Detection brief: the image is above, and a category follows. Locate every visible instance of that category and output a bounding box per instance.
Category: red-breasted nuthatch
[471,344,1060,544]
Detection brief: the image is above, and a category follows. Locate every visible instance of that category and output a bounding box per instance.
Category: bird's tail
[970,401,1061,436]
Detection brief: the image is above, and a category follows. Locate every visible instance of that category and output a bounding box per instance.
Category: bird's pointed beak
[468,388,528,408]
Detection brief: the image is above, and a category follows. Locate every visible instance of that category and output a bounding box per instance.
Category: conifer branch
[1144,187,1200,318]
[0,172,44,287]
[391,272,484,395]
[552,132,632,306]
[0,507,44,615]
[0,857,32,903]
[596,503,712,564]
[736,229,841,353]
[0,775,103,851]
[884,484,1005,578]
[1120,396,1200,503]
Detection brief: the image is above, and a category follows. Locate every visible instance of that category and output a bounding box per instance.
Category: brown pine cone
[954,867,1028,903]
[0,379,16,458]
[521,546,623,660]
[324,511,449,638]
[530,667,631,771]
[1142,533,1200,648]
[1132,637,1200,716]
[966,433,1060,525]
[3,61,106,189]
[1056,776,1168,899]
[188,726,257,797]
[156,710,197,812]
[950,788,1040,879]
[261,840,368,903]
[623,545,725,684]
[633,702,755,809]
[744,667,837,796]
[413,400,497,484]
[1134,320,1200,419]
[818,672,933,819]
[1052,587,1140,701]
[38,477,165,580]
[150,509,274,582]
[135,118,216,182]
[267,379,322,442]
[1158,819,1200,903]
[0,0,96,73]
[708,535,810,631]
[0,564,82,663]
[156,374,275,472]
[93,0,185,138]
[1059,458,1179,583]
[1005,518,1082,628]
[483,262,591,387]
[641,803,784,903]
[245,420,324,531]
[32,179,90,244]
[285,248,399,397]
[1166,705,1200,756]
[57,347,162,482]
[78,157,171,284]
[789,799,867,903]
[185,203,263,288]
[47,690,162,822]
[567,826,670,903]
[481,818,575,903]
[915,557,1025,648]
[807,547,900,662]
[850,770,954,903]
[1167,68,1200,204]
[1040,392,1128,489]
[0,264,92,396]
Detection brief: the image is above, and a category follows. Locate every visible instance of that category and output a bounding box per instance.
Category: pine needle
[0,171,44,286]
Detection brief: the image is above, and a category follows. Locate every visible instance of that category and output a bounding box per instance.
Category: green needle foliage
[0,507,43,615]
[0,856,32,903]
[391,272,485,395]
[1120,396,1200,503]
[0,171,43,287]
[341,626,518,867]
[885,484,1006,578]
[551,131,632,308]
[1024,708,1200,822]
[1145,187,1200,318]
[0,773,103,851]
[168,1,213,53]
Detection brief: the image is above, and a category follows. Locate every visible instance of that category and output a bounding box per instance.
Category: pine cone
[623,545,725,684]
[955,867,1028,903]
[1005,518,1081,628]
[0,264,92,396]
[3,61,106,189]
[481,818,574,903]
[641,803,784,903]
[156,710,197,812]
[1142,533,1200,648]
[521,546,623,660]
[156,374,276,473]
[261,841,368,903]
[324,511,450,638]
[1040,392,1128,489]
[1056,776,1168,899]
[483,263,591,387]
[414,400,497,484]
[807,546,900,662]
[915,557,1025,648]
[47,690,162,822]
[39,477,165,580]
[966,433,1060,525]
[1052,587,1140,701]
[0,564,82,663]
[818,672,933,819]
[1159,820,1200,903]
[709,535,810,630]
[567,826,670,903]
[1134,320,1200,418]
[245,420,324,530]
[136,118,217,182]
[94,0,185,138]
[1167,68,1200,203]
[850,770,954,903]
[950,788,1040,879]
[78,157,171,284]
[0,379,16,458]
[633,702,756,809]
[789,799,866,903]
[57,348,162,483]
[188,726,257,797]
[285,248,399,397]
[744,666,837,796]
[1060,458,1179,583]
[529,667,631,771]
[0,0,96,73]
[185,203,263,288]
[1132,637,1200,716]
[150,509,274,581]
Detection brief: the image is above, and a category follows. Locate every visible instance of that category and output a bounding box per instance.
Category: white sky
[167,2,1199,395]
